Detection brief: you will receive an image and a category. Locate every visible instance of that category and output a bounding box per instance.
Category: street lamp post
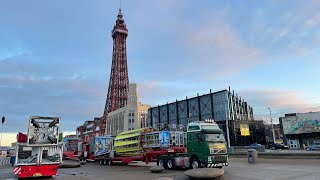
[0,116,4,146]
[0,123,2,146]
[188,113,192,123]
[268,107,276,143]
[226,118,231,148]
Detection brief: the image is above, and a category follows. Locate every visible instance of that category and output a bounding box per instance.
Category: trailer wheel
[157,157,164,167]
[190,158,201,169]
[108,160,113,166]
[99,160,103,165]
[103,159,107,165]
[164,157,175,170]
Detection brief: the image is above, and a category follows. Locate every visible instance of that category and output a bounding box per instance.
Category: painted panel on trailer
[159,131,170,148]
[94,137,113,156]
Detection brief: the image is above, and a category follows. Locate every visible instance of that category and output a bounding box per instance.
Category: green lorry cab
[187,120,229,169]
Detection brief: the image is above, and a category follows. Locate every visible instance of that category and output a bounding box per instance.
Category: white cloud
[271,28,290,43]
[238,88,320,117]
[305,13,320,27]
[183,21,262,79]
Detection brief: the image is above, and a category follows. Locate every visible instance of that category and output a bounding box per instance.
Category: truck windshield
[201,125,220,130]
[201,125,223,134]
[204,134,225,143]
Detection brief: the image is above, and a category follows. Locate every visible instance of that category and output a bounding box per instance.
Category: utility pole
[226,118,231,148]
[0,116,4,146]
[188,113,192,123]
[268,107,276,143]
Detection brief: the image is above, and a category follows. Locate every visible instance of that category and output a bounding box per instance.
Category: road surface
[2,158,320,180]
[0,157,10,166]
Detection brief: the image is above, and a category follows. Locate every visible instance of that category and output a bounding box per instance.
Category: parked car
[270,143,289,150]
[245,143,265,152]
[306,142,320,151]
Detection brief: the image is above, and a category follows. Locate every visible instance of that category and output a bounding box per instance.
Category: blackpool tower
[103,8,129,121]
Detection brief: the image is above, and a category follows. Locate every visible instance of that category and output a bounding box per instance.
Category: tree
[59,132,63,142]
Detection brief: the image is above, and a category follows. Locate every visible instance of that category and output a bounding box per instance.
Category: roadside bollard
[247,149,257,163]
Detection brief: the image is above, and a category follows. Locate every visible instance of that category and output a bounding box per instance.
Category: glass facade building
[147,88,257,146]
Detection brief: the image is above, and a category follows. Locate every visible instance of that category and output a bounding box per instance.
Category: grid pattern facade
[147,88,256,146]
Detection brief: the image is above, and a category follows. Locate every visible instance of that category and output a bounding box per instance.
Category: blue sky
[1,0,320,145]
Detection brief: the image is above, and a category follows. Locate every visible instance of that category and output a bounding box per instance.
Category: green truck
[157,119,229,169]
[93,119,228,170]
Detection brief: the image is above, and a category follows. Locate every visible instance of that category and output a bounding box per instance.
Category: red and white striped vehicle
[13,116,63,178]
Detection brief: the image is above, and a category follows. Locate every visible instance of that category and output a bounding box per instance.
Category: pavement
[220,158,320,180]
[231,149,320,159]
[236,149,320,154]
[1,158,320,180]
[0,157,13,180]
[0,157,10,166]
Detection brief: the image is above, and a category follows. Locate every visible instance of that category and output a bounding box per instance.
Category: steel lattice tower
[103,8,129,117]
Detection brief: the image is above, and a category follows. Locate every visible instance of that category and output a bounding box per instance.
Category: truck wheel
[104,160,107,165]
[157,157,164,167]
[191,158,201,169]
[164,157,175,170]
[108,160,113,166]
[99,160,103,165]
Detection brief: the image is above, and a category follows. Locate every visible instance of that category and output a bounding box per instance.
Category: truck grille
[211,155,227,161]
[210,149,227,154]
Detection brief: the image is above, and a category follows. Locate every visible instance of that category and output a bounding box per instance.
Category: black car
[270,143,289,150]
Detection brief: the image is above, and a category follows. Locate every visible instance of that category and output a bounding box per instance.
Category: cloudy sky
[1,0,320,145]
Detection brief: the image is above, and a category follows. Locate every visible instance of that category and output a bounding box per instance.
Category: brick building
[76,117,102,143]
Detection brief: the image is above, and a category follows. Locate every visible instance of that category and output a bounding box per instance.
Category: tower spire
[104,8,129,115]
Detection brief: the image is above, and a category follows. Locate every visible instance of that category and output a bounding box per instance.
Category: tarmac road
[0,157,10,166]
[0,157,12,180]
[2,158,320,180]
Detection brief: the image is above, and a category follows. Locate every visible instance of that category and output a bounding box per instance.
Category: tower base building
[105,83,150,136]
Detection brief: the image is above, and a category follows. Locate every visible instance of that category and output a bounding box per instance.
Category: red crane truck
[13,116,63,178]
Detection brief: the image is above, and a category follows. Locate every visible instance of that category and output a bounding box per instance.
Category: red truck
[63,137,80,160]
[13,116,63,178]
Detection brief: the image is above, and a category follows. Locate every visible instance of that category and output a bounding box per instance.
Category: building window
[129,110,135,117]
[130,96,135,102]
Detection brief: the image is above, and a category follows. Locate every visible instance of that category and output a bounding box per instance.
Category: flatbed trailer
[95,146,187,165]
